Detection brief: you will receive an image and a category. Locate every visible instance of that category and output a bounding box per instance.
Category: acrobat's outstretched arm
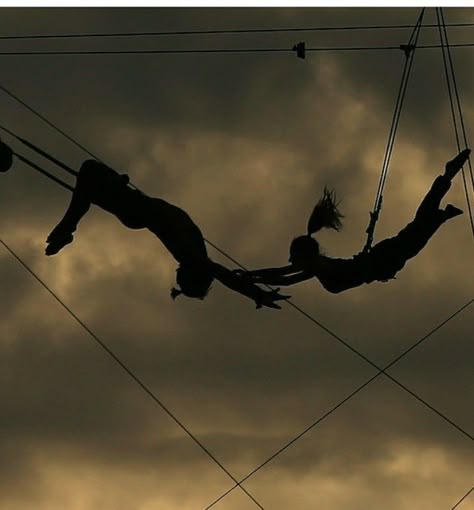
[244,264,314,286]
[210,262,290,309]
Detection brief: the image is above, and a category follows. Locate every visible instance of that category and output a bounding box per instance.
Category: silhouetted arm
[245,264,314,286]
[257,270,314,286]
[210,262,289,309]
[247,264,296,278]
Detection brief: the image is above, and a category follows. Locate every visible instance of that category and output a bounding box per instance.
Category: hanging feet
[45,226,74,256]
[444,204,463,220]
[445,148,471,179]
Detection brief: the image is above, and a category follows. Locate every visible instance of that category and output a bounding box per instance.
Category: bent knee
[79,159,106,178]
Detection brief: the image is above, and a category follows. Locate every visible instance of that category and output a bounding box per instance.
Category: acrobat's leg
[415,175,451,219]
[45,160,101,255]
[415,149,470,220]
[365,150,472,279]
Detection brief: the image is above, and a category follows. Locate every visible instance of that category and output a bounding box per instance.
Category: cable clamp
[292,41,306,60]
[399,43,415,59]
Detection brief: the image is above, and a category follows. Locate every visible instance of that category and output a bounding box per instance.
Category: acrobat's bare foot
[444,204,463,220]
[45,227,74,256]
[445,148,471,179]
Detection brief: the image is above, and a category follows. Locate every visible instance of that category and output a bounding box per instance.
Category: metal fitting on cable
[292,41,306,60]
[399,43,415,58]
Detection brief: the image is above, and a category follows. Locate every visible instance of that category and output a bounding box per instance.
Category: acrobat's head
[0,140,13,173]
[171,263,214,300]
[289,187,344,269]
[289,234,320,269]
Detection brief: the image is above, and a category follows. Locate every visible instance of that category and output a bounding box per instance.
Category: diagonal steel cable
[451,486,474,509]
[0,237,265,510]
[203,295,473,509]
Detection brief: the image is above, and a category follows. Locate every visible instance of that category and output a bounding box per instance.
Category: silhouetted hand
[255,287,290,310]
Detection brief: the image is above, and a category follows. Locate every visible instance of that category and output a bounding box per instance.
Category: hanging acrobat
[0,136,288,310]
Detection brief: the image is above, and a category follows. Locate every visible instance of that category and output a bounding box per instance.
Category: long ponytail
[307,187,344,235]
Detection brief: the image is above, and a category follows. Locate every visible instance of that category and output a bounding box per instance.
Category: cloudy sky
[0,6,472,510]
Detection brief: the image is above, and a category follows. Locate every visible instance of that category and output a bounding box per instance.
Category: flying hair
[307,187,344,235]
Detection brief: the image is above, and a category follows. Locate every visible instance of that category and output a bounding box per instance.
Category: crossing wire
[451,486,474,510]
[203,249,474,509]
[1,22,474,41]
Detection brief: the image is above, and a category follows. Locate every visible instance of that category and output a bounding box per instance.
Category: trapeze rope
[437,7,474,241]
[363,8,425,253]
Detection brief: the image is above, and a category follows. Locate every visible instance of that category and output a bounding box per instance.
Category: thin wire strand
[378,11,424,199]
[436,9,474,240]
[374,35,412,203]
[440,9,474,234]
[0,123,78,176]
[1,22,474,40]
[365,9,424,252]
[12,150,74,192]
[3,43,474,56]
[443,29,474,196]
[0,238,264,510]
[0,82,101,161]
[203,296,474,510]
[451,486,474,510]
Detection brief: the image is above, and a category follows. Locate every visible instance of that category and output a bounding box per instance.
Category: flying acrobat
[243,149,471,293]
[45,159,288,309]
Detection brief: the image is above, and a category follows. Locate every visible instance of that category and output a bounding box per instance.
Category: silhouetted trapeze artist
[43,159,290,309]
[0,142,288,310]
[243,149,470,293]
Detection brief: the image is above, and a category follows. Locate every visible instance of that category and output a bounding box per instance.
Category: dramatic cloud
[0,7,472,510]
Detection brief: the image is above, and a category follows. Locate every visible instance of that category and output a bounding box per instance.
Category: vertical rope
[363,8,425,253]
[440,10,474,196]
[436,8,474,241]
